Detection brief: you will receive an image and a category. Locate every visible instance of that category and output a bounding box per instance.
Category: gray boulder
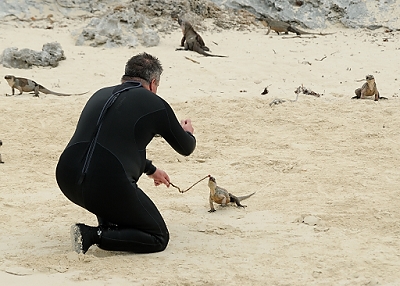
[74,7,162,48]
[1,42,66,69]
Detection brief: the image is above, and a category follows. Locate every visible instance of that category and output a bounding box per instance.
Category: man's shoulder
[131,87,166,103]
[91,85,117,96]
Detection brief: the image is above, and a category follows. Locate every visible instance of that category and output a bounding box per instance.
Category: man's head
[122,52,163,92]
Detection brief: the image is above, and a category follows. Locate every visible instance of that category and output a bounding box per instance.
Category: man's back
[65,81,195,180]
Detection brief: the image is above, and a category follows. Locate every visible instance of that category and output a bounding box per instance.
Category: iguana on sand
[175,18,227,57]
[352,74,386,101]
[258,15,334,36]
[207,176,255,212]
[4,75,88,97]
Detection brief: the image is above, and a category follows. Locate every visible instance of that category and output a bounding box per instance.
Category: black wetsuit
[55,81,196,253]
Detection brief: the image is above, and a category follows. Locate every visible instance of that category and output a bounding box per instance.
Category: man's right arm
[158,102,196,156]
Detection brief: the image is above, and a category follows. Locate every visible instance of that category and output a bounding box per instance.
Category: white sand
[1,19,400,285]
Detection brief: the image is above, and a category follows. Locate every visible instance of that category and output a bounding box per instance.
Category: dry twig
[294,84,321,97]
[170,175,210,193]
[184,56,200,64]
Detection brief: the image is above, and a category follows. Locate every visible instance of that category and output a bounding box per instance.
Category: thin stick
[185,56,200,64]
[169,182,181,192]
[170,175,210,193]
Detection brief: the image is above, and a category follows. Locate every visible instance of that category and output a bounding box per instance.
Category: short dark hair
[123,52,163,84]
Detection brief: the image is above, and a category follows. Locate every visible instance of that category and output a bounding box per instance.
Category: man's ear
[149,78,158,93]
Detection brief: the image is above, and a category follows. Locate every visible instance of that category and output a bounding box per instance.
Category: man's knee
[156,230,169,252]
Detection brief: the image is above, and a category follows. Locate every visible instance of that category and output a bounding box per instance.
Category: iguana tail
[39,85,88,96]
[194,46,227,57]
[287,26,302,35]
[237,192,256,202]
[229,192,256,208]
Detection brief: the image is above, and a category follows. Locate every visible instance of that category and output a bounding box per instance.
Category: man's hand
[181,118,194,134]
[148,168,170,187]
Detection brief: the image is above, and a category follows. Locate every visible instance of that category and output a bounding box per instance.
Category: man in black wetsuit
[56,52,196,254]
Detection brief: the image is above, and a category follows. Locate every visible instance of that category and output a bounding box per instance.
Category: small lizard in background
[352,74,385,101]
[4,75,88,97]
[175,17,227,57]
[258,16,334,36]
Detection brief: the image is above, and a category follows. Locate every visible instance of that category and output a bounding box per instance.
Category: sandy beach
[0,17,400,285]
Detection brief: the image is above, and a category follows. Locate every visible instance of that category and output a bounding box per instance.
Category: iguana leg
[360,89,367,99]
[220,196,230,207]
[229,193,246,208]
[375,91,380,101]
[16,86,23,95]
[209,196,216,212]
[34,85,40,97]
[352,88,361,99]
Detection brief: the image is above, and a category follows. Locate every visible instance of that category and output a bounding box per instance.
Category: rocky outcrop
[1,42,66,69]
[0,0,234,48]
[212,0,400,30]
[0,0,398,50]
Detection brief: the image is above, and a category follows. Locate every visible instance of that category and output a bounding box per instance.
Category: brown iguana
[259,16,334,36]
[352,74,387,101]
[175,18,227,57]
[207,175,255,212]
[4,75,88,97]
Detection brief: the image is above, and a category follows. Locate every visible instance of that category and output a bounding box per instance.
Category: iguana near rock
[259,16,333,36]
[207,175,255,212]
[175,18,227,57]
[352,74,386,101]
[4,75,88,97]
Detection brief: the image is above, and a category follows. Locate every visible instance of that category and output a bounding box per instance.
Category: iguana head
[4,75,15,86]
[177,18,192,33]
[208,176,217,188]
[365,74,375,82]
[177,17,183,26]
